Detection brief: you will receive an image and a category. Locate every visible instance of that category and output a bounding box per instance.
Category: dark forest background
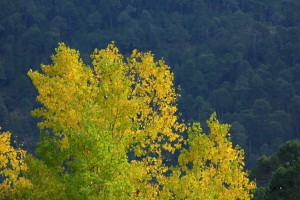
[1,0,300,197]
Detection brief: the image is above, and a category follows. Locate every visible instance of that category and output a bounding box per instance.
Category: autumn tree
[162,113,256,199]
[17,43,256,199]
[25,42,184,199]
[0,129,31,199]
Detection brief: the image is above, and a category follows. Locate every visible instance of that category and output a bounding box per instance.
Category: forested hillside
[1,0,300,169]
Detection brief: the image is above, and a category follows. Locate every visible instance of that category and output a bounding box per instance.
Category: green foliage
[1,43,255,199]
[252,140,300,200]
[1,1,300,193]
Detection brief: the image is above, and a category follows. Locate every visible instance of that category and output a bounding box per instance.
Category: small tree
[162,113,255,199]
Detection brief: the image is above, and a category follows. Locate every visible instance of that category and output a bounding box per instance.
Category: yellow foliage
[0,130,31,199]
[28,43,97,133]
[166,113,256,199]
[26,43,255,199]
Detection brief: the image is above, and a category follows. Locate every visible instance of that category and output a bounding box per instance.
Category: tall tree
[26,42,184,198]
[6,43,256,199]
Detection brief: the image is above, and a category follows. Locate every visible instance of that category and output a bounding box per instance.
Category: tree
[209,88,233,117]
[230,121,248,151]
[252,140,300,200]
[26,42,184,199]
[0,130,31,199]
[163,114,255,199]
[19,43,256,199]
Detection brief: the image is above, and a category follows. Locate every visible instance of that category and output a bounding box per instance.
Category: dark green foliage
[252,140,300,200]
[1,0,300,170]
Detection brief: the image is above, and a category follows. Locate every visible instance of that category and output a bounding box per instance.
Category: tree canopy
[1,43,255,199]
[252,140,300,200]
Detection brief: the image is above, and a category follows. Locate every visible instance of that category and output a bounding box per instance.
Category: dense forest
[1,0,300,198]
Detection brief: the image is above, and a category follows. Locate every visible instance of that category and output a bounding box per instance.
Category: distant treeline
[1,0,300,168]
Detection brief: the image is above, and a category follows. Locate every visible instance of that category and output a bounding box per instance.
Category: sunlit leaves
[166,113,256,199]
[0,130,31,199]
[28,43,97,133]
[25,43,255,199]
